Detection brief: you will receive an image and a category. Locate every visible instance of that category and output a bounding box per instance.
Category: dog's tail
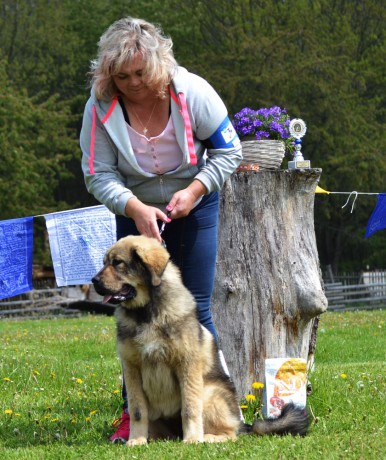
[240,403,309,437]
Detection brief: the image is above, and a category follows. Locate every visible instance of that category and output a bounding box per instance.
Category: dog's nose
[91,275,100,286]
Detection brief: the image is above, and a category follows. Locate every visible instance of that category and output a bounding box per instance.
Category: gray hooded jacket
[80,66,242,215]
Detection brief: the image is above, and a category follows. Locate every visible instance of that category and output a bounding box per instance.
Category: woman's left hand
[166,179,207,219]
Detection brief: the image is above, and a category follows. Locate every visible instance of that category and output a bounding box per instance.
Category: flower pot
[240,140,285,170]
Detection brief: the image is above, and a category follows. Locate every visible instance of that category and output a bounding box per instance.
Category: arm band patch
[203,116,240,149]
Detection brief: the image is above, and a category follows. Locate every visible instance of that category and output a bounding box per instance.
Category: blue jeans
[115,192,220,411]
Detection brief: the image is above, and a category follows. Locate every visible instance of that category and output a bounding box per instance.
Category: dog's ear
[133,244,170,286]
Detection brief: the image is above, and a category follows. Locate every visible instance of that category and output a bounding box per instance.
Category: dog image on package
[264,358,307,418]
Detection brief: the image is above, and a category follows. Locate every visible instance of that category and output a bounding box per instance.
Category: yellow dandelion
[76,378,83,384]
[240,405,248,410]
[4,409,13,415]
[89,410,98,416]
[246,394,256,402]
[3,377,11,382]
[113,389,120,394]
[340,373,348,379]
[252,381,264,390]
[15,413,21,417]
[85,416,91,422]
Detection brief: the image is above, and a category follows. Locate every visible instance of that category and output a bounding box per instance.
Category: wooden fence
[2,273,386,319]
[324,268,386,285]
[0,287,84,320]
[324,282,386,311]
[0,284,114,320]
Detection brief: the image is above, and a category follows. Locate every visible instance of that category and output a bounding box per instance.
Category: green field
[1,309,385,459]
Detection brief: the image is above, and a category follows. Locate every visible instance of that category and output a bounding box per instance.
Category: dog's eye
[111,259,124,268]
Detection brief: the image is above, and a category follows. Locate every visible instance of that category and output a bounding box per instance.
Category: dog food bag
[263,357,307,418]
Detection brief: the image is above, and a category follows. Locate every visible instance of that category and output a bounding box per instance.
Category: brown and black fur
[92,235,309,446]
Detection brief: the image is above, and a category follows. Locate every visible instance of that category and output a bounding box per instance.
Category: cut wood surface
[212,169,328,398]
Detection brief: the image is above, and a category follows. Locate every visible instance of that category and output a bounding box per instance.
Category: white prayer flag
[45,206,116,286]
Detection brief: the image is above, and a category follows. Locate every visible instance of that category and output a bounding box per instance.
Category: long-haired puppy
[92,235,309,446]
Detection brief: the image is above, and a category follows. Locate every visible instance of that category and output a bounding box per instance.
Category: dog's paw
[204,433,236,443]
[183,436,204,444]
[126,437,148,447]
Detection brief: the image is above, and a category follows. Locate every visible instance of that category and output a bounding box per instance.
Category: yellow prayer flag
[315,186,331,194]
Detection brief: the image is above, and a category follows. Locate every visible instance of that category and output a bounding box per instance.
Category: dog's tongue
[102,294,113,304]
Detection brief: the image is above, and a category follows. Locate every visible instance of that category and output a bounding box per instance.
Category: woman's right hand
[124,198,171,243]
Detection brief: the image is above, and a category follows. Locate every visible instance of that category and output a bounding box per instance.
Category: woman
[80,17,242,443]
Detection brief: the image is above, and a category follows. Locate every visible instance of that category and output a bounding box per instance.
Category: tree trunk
[212,169,328,399]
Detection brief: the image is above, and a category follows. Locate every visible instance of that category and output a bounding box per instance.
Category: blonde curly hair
[90,17,178,100]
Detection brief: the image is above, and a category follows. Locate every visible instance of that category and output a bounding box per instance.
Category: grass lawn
[0,309,385,459]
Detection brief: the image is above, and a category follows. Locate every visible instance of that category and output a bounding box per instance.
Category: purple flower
[270,121,282,131]
[233,105,295,154]
[256,131,270,139]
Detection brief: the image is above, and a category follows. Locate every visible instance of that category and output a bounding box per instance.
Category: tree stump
[212,169,328,398]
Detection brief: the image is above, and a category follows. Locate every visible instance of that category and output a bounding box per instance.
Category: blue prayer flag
[0,216,34,300]
[365,194,386,238]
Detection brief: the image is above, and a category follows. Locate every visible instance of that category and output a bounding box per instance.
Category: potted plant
[233,106,295,170]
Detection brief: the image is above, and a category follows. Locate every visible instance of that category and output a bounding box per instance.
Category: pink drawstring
[170,88,179,105]
[102,97,118,124]
[89,105,97,175]
[170,88,197,165]
[89,98,118,175]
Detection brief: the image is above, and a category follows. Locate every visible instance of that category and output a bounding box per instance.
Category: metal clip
[159,221,167,236]
[159,210,171,248]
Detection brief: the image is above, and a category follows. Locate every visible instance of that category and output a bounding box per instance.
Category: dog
[92,235,309,446]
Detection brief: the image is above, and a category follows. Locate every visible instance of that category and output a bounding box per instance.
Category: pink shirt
[127,117,183,175]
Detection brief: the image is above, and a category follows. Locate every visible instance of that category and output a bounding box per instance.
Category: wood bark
[212,169,328,398]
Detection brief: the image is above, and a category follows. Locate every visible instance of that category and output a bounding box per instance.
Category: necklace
[130,100,158,136]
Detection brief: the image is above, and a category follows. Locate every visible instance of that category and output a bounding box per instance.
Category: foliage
[167,0,386,273]
[0,0,385,271]
[233,106,295,154]
[0,310,385,458]
[0,61,77,219]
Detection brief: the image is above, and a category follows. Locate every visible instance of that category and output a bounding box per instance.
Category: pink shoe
[110,411,130,443]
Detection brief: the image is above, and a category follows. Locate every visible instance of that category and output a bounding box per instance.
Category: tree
[167,0,386,273]
[212,169,327,397]
[0,0,385,271]
[0,61,77,219]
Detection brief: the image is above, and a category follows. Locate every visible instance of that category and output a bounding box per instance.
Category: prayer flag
[365,194,386,238]
[45,206,116,286]
[315,186,330,194]
[0,216,34,300]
